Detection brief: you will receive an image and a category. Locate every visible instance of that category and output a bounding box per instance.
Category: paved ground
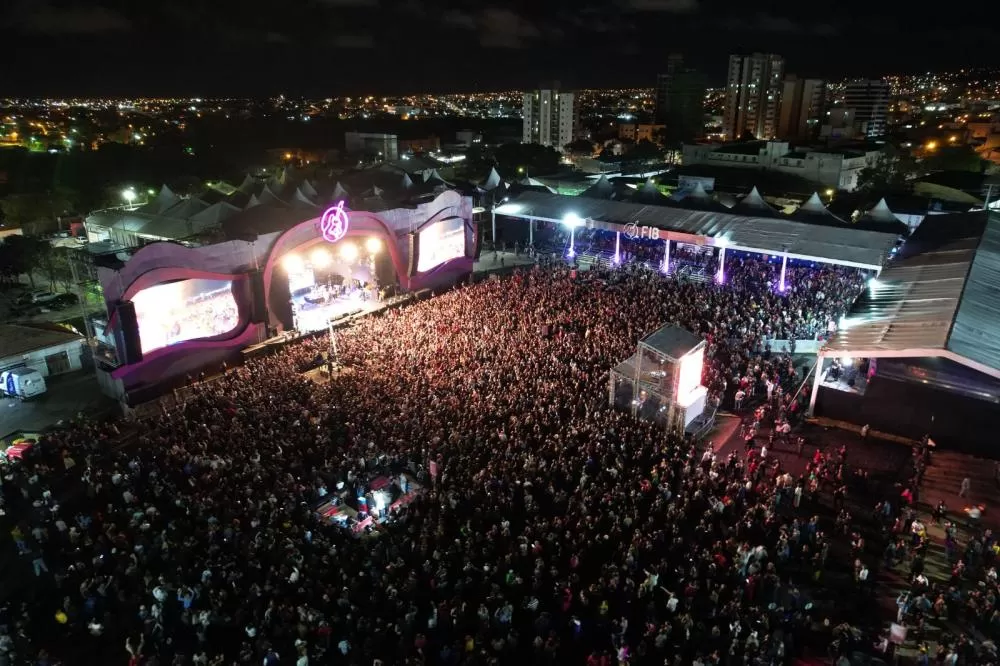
[721,410,1000,661]
[0,370,115,436]
[472,250,537,274]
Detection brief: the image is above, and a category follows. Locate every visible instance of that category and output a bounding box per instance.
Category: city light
[282,254,305,273]
[366,237,382,254]
[339,242,359,261]
[310,247,332,268]
[562,213,584,228]
[926,141,938,151]
[122,188,137,205]
[825,188,835,197]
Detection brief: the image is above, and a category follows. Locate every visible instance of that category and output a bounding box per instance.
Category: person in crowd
[4,256,950,666]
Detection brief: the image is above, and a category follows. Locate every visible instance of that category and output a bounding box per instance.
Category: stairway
[919,450,1000,516]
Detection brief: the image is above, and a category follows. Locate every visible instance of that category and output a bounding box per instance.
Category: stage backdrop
[96,191,476,397]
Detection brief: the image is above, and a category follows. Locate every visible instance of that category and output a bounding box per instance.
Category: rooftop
[640,325,704,361]
[0,324,84,360]
[711,141,766,155]
[821,210,1000,378]
[496,190,898,269]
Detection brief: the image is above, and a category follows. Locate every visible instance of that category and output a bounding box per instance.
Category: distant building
[723,53,785,140]
[656,56,708,144]
[619,123,665,143]
[398,136,440,154]
[681,140,881,191]
[844,80,890,138]
[821,108,858,141]
[522,85,577,150]
[345,132,400,161]
[777,76,826,141]
[654,54,684,123]
[454,130,483,147]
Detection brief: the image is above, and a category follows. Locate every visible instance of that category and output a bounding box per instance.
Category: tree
[0,235,48,288]
[492,143,561,177]
[626,139,664,162]
[856,152,918,192]
[564,139,596,156]
[38,245,76,292]
[0,190,77,235]
[922,145,985,173]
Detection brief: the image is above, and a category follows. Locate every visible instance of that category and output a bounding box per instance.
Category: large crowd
[1,253,938,666]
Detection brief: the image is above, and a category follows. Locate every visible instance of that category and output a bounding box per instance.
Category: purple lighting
[320,201,349,243]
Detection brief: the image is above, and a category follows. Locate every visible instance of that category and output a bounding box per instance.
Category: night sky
[2,0,995,96]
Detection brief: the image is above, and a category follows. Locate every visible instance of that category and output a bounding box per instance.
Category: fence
[759,339,823,355]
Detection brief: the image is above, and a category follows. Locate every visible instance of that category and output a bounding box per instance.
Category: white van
[0,368,47,399]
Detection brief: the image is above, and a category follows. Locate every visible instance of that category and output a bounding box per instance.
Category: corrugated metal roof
[948,214,1000,371]
[822,212,1000,375]
[495,191,898,268]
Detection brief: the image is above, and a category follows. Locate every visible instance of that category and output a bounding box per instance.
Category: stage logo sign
[320,201,349,243]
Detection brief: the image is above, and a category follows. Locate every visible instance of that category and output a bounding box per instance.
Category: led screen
[417,217,466,272]
[132,278,240,354]
[677,348,705,398]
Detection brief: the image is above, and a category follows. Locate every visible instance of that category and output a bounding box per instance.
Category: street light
[122,188,137,207]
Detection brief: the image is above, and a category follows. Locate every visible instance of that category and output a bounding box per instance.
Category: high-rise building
[777,76,826,141]
[723,53,785,141]
[522,84,577,150]
[844,79,890,138]
[655,55,707,143]
[654,54,685,122]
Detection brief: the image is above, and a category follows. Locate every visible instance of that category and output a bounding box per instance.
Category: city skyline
[2,1,998,96]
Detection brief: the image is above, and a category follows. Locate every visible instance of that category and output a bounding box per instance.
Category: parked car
[52,293,78,307]
[30,292,61,304]
[16,290,48,305]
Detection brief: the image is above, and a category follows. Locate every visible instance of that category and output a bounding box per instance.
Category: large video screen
[417,217,466,273]
[132,278,240,354]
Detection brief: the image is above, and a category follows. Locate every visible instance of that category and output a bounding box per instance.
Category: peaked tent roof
[483,167,502,191]
[730,186,782,218]
[866,198,898,223]
[799,192,828,213]
[161,197,209,220]
[259,184,287,207]
[245,194,261,209]
[299,179,319,199]
[787,192,847,224]
[191,201,242,225]
[290,188,318,209]
[668,181,732,213]
[688,181,711,200]
[742,187,768,208]
[424,169,450,186]
[237,175,257,193]
[138,185,180,215]
[400,173,415,190]
[631,178,670,205]
[331,182,350,201]
[580,175,615,200]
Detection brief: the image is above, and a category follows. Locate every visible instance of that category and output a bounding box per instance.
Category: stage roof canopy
[495,190,899,269]
[820,211,1000,380]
